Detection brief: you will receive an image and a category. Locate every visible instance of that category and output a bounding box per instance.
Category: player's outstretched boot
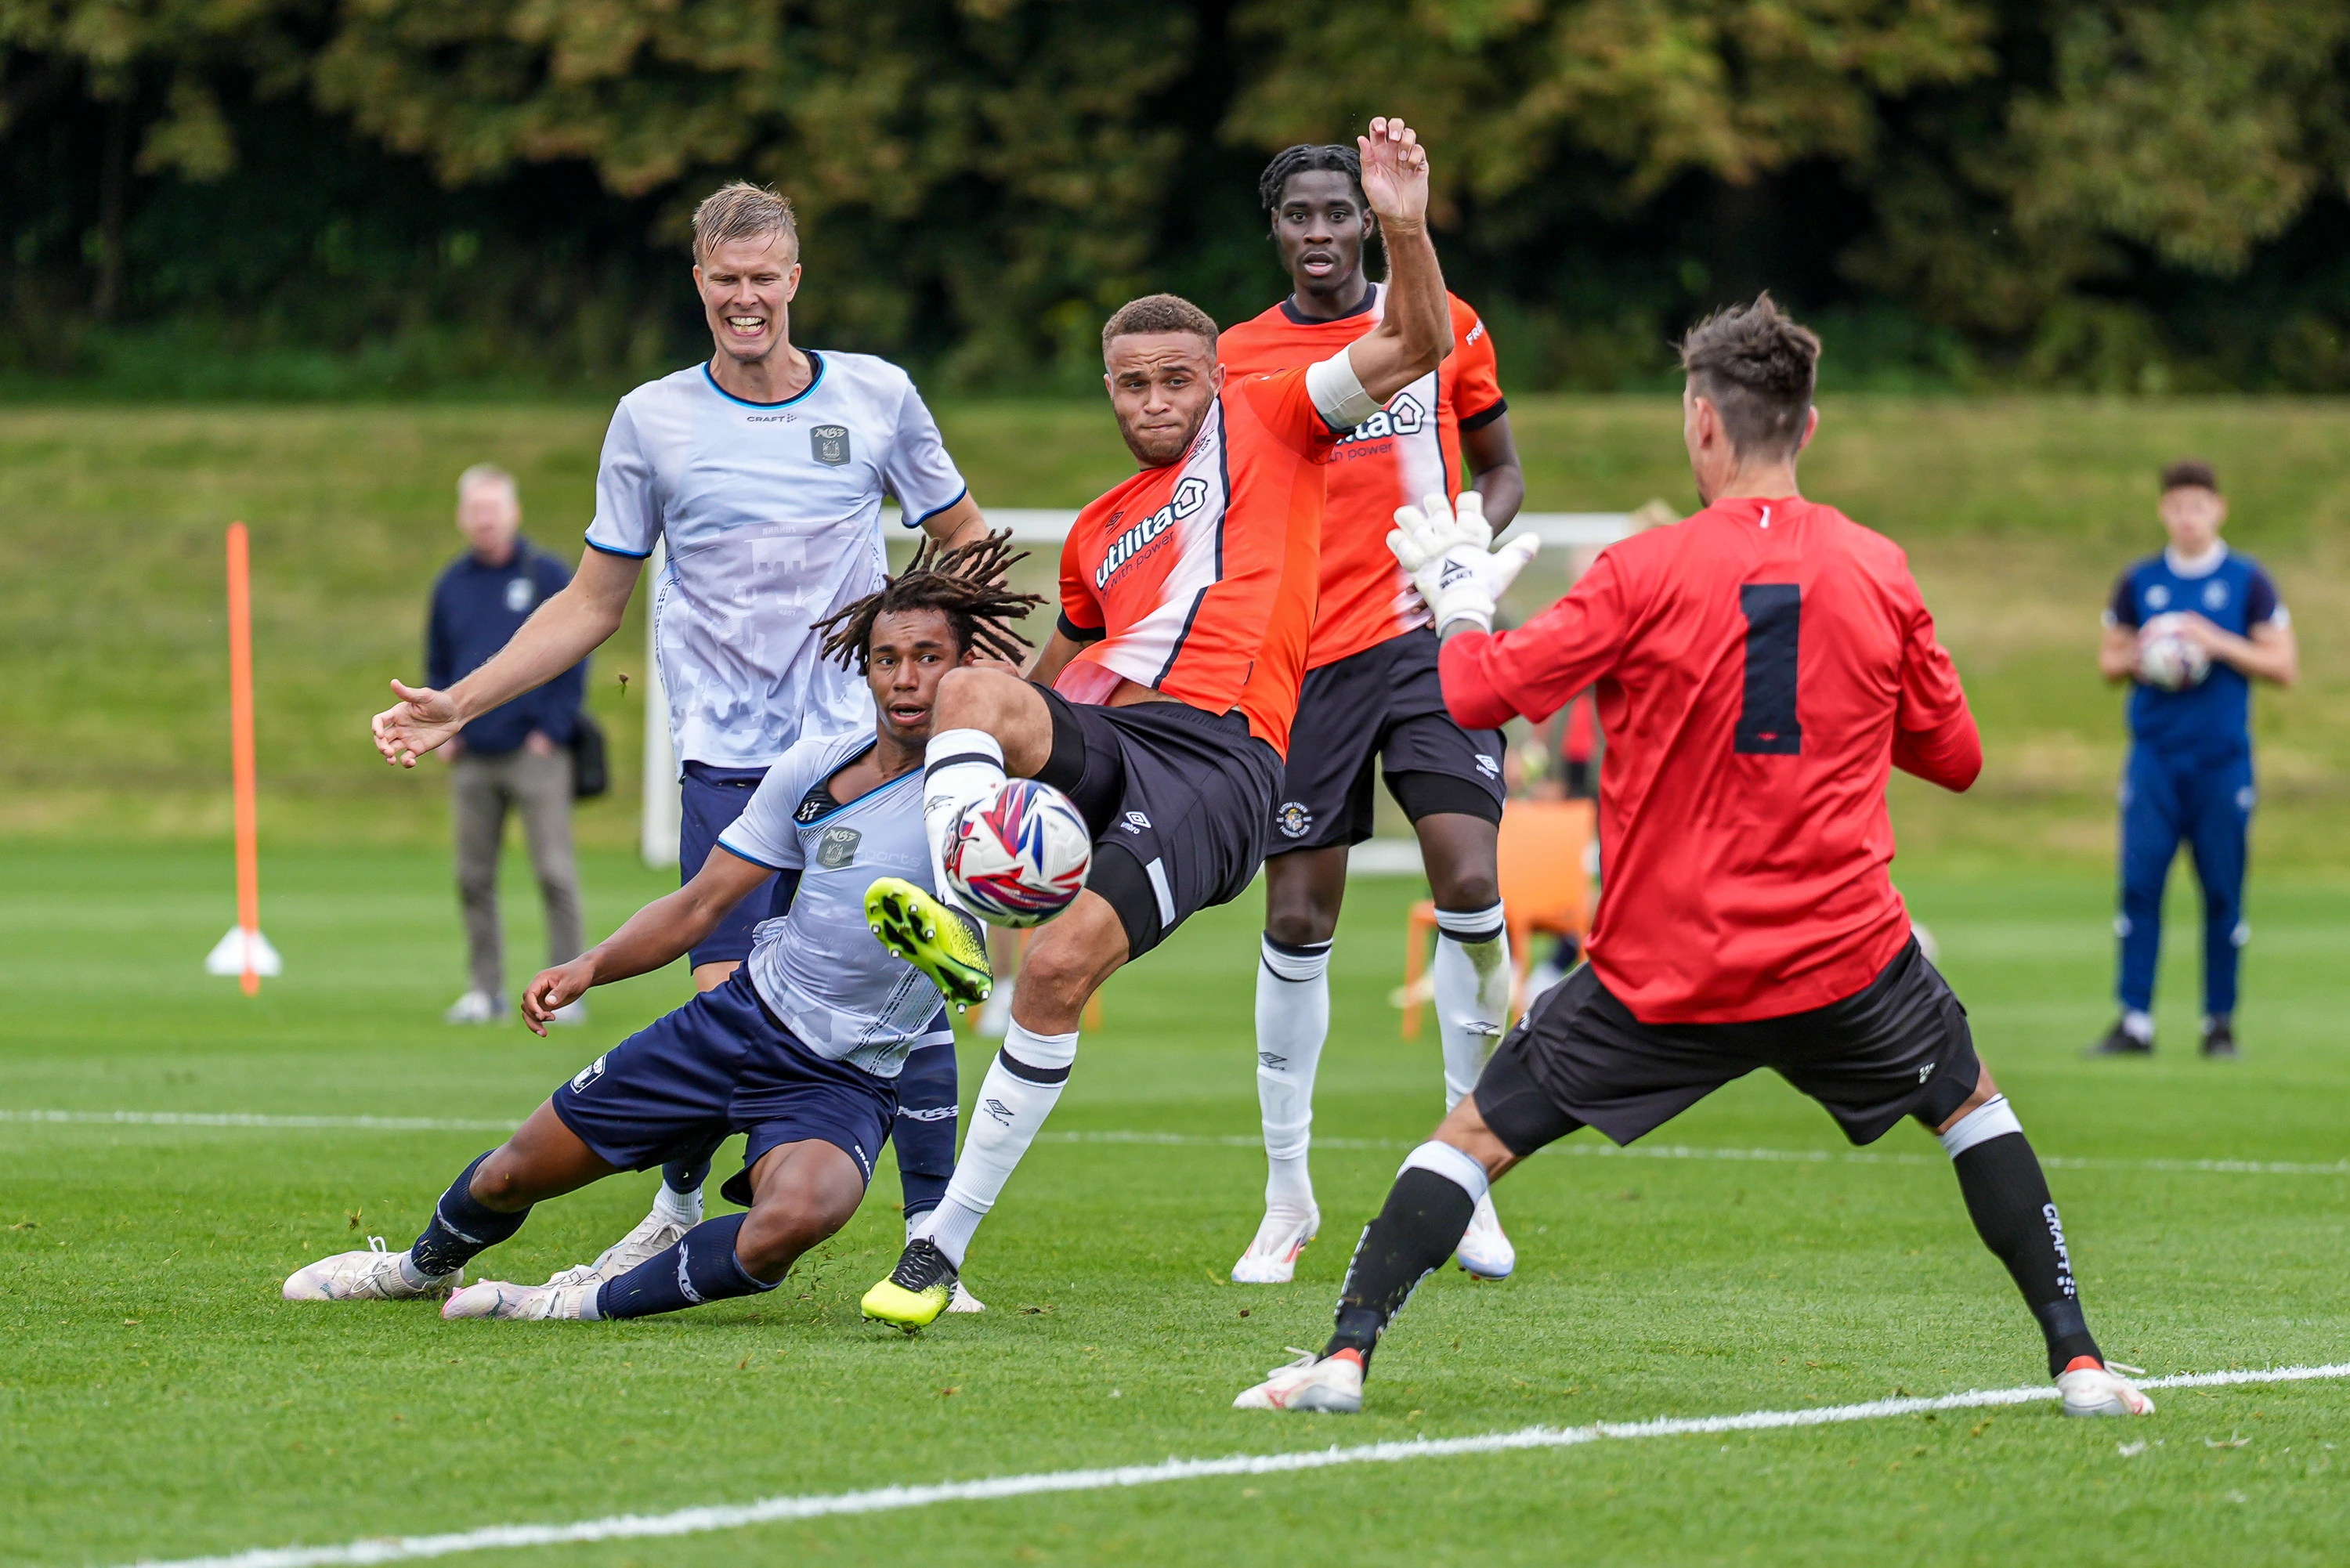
[1233,1348,1365,1413]
[865,877,992,1012]
[1231,1203,1319,1284]
[1455,1190,1515,1280]
[861,1237,959,1330]
[442,1280,598,1322]
[2056,1357,2156,1416]
[540,1206,690,1288]
[282,1237,457,1302]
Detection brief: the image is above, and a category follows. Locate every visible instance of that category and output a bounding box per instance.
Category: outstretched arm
[374,547,642,767]
[519,847,773,1032]
[1325,117,1452,408]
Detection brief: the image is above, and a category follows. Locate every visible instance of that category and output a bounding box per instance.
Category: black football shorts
[1034,688,1282,959]
[1474,938,1983,1155]
[1269,626,1505,854]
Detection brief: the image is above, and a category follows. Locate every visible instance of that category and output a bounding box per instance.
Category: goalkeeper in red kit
[1235,295,2155,1421]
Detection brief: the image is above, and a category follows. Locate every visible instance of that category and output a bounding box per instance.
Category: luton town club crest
[811,425,851,466]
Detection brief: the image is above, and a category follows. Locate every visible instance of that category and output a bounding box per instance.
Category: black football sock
[595,1212,777,1320]
[1325,1148,1483,1366]
[407,1152,530,1277]
[1950,1130,2102,1376]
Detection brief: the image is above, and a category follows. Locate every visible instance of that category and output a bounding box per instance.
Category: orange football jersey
[1218,289,1504,669]
[1054,367,1334,756]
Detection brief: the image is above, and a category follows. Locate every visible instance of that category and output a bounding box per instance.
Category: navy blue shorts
[1271,627,1505,854]
[1035,690,1282,959]
[549,970,898,1197]
[680,761,798,969]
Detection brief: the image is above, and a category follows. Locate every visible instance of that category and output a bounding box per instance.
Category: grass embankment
[2,396,2344,863]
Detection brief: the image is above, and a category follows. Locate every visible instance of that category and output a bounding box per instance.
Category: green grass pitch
[4,843,2346,1565]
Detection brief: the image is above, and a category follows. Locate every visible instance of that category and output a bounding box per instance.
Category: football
[2137,612,2212,692]
[945,778,1094,927]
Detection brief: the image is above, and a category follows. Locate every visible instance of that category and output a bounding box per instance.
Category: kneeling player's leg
[596,1140,868,1320]
[912,890,1125,1270]
[1930,1068,2148,1411]
[284,1103,616,1301]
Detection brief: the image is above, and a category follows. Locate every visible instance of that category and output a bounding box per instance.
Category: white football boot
[1231,1204,1320,1284]
[1233,1348,1365,1413]
[945,1281,987,1314]
[540,1206,690,1288]
[1454,1190,1515,1280]
[442,1279,599,1321]
[443,990,504,1024]
[282,1236,457,1302]
[2057,1359,2156,1417]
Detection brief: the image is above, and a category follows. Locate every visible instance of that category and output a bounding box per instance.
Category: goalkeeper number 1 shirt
[1437,495,1983,1025]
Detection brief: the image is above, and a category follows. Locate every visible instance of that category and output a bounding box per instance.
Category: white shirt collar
[2165,540,2228,579]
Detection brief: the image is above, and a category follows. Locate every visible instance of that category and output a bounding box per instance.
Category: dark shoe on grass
[2085,1019,2153,1058]
[2201,1019,2240,1060]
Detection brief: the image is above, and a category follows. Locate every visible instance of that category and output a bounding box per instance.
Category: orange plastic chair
[1401,798,1594,1038]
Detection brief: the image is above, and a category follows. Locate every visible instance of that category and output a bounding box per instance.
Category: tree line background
[6,0,2350,397]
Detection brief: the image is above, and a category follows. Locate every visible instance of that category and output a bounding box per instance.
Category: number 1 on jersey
[1736,583,1802,755]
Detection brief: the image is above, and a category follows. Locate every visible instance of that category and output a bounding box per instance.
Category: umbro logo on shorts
[1120,811,1151,835]
[569,1055,607,1094]
[1474,753,1500,779]
[1275,801,1313,839]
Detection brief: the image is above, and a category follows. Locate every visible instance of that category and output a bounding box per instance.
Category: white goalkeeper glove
[1386,490,1540,634]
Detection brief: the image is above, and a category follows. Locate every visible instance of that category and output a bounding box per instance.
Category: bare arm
[374,545,642,767]
[920,493,992,552]
[2098,623,2141,682]
[2184,614,2298,685]
[1462,413,1524,535]
[519,848,775,1032]
[1339,117,1452,405]
[1026,627,1087,690]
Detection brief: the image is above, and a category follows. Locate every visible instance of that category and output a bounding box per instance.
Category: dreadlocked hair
[813,529,1044,671]
[1258,143,1365,215]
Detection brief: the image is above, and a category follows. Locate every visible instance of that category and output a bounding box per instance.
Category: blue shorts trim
[551,972,895,1193]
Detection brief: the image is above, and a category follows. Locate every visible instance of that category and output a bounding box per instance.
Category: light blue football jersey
[585,353,970,769]
[716,730,953,1077]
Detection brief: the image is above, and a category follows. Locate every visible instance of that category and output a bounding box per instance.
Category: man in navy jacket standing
[430,464,590,1024]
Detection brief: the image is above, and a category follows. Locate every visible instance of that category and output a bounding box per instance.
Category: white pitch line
[8,1111,2348,1178]
[118,1362,2350,1568]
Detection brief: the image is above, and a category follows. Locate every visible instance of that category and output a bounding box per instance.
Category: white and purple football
[2138,612,2211,692]
[945,779,1093,927]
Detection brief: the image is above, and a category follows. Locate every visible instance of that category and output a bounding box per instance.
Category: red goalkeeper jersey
[1219,290,1504,670]
[1439,495,1981,1024]
[1054,367,1335,756]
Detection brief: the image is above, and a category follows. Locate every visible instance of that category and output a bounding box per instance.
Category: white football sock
[2120,1009,2154,1043]
[913,1019,1079,1268]
[652,1181,702,1230]
[922,728,1005,911]
[1432,903,1510,1110]
[1255,934,1332,1212]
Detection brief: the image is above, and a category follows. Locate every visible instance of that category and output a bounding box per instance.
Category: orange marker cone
[204,522,280,990]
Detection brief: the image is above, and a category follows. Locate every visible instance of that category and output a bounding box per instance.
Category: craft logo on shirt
[504,577,536,613]
[815,826,862,869]
[1275,800,1313,839]
[811,425,851,466]
[1333,390,1426,448]
[1095,476,1209,590]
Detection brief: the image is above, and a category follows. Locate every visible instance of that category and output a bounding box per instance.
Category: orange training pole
[226,522,262,995]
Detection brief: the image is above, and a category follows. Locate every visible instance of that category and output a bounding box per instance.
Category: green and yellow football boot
[860,1237,958,1331]
[864,876,992,1011]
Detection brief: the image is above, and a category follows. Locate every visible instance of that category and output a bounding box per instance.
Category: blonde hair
[692,181,799,265]
[456,463,517,505]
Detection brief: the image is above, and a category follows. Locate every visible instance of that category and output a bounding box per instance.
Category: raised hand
[1387,491,1538,634]
[1358,116,1431,228]
[372,679,465,768]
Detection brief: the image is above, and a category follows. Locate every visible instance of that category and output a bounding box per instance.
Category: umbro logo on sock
[1259,1051,1286,1069]
[983,1097,1014,1126]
